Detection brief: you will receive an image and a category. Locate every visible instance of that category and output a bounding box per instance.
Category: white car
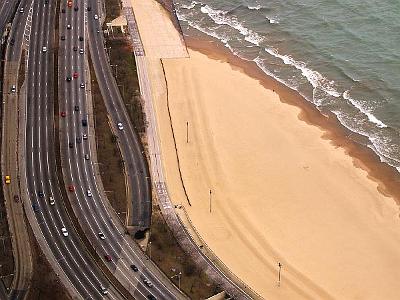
[61,227,68,237]
[98,232,106,240]
[94,14,99,20]
[117,122,123,130]
[49,196,55,206]
[100,286,108,295]
[79,48,84,54]
[83,133,88,140]
[67,24,71,29]
[42,46,47,52]
[87,190,92,197]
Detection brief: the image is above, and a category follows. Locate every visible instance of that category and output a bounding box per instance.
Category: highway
[56,0,186,298]
[22,0,123,298]
[1,0,33,298]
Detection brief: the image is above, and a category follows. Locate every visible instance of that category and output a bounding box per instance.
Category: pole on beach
[209,189,212,213]
[186,121,189,143]
[278,262,282,287]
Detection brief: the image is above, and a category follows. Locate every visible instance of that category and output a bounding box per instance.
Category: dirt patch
[104,0,121,23]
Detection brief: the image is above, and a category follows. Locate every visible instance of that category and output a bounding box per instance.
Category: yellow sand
[132,1,400,299]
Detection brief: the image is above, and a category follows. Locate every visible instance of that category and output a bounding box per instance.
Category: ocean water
[174,0,400,172]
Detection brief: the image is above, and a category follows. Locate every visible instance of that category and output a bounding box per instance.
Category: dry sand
[131,1,400,299]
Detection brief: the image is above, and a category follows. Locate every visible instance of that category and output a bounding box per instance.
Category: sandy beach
[131,1,400,299]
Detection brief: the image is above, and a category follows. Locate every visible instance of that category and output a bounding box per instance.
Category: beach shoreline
[183,36,400,205]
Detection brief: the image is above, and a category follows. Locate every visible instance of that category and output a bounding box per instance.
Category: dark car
[74,6,78,11]
[76,137,82,143]
[66,76,71,81]
[44,0,48,4]
[104,254,112,262]
[38,191,44,198]
[130,265,138,272]
[60,111,66,117]
[82,119,87,126]
[68,185,75,192]
[147,295,156,300]
[61,8,65,13]
[78,36,84,41]
[14,195,20,202]
[69,142,73,148]
[74,105,79,111]
[32,204,40,212]
[87,6,91,11]
[73,46,77,51]
[61,35,65,41]
[9,38,15,46]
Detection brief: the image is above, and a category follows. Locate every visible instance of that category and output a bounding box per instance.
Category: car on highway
[79,48,84,54]
[147,295,156,300]
[73,46,77,51]
[130,264,138,272]
[100,286,108,295]
[86,190,92,197]
[38,191,44,198]
[74,105,79,111]
[143,278,153,288]
[98,232,105,240]
[80,83,85,88]
[83,133,88,140]
[60,111,66,117]
[78,36,84,41]
[104,254,112,262]
[61,227,68,237]
[87,6,91,11]
[10,85,16,93]
[42,46,47,52]
[117,122,124,130]
[14,195,19,202]
[9,38,15,46]
[94,14,99,20]
[19,7,24,13]
[69,142,73,148]
[61,8,65,13]
[74,6,78,11]
[68,185,75,192]
[76,137,82,144]
[84,154,90,160]
[82,119,87,126]
[67,0,72,7]
[67,24,72,30]
[61,35,65,41]
[66,76,71,81]
[5,175,11,184]
[32,204,40,212]
[73,72,78,78]
[49,196,55,206]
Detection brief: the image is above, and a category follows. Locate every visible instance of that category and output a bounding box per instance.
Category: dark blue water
[174,0,400,172]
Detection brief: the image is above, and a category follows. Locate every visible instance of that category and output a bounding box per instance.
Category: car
[98,232,105,240]
[67,0,72,7]
[61,35,65,41]
[100,286,108,295]
[38,191,44,198]
[60,111,66,117]
[78,36,84,41]
[84,154,90,160]
[73,72,78,78]
[143,278,153,287]
[83,133,88,140]
[61,227,68,237]
[42,46,47,52]
[76,137,82,143]
[68,142,73,148]
[94,14,99,20]
[74,6,78,11]
[9,38,15,46]
[82,119,87,126]
[79,48,84,54]
[45,0,48,4]
[19,7,24,13]
[32,204,40,212]
[117,122,123,130]
[87,6,91,11]
[61,8,65,13]
[5,175,11,184]
[68,185,75,192]
[74,105,79,111]
[10,85,16,93]
[73,46,77,51]
[14,195,19,202]
[130,264,138,272]
[66,76,71,81]
[49,196,55,205]
[86,190,92,197]
[104,254,112,262]
[80,83,85,88]
[67,24,71,30]
[147,295,156,300]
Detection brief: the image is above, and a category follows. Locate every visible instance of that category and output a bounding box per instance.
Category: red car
[68,185,75,192]
[73,72,78,79]
[60,111,66,117]
[67,0,72,7]
[104,255,112,262]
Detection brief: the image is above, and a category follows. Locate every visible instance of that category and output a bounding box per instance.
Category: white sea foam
[343,90,387,128]
[200,4,264,46]
[248,4,262,10]
[266,16,279,24]
[181,0,198,10]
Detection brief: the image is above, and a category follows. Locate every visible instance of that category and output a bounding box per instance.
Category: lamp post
[171,271,182,290]
[148,241,152,260]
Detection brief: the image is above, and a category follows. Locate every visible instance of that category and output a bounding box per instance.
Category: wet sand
[131,1,400,299]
